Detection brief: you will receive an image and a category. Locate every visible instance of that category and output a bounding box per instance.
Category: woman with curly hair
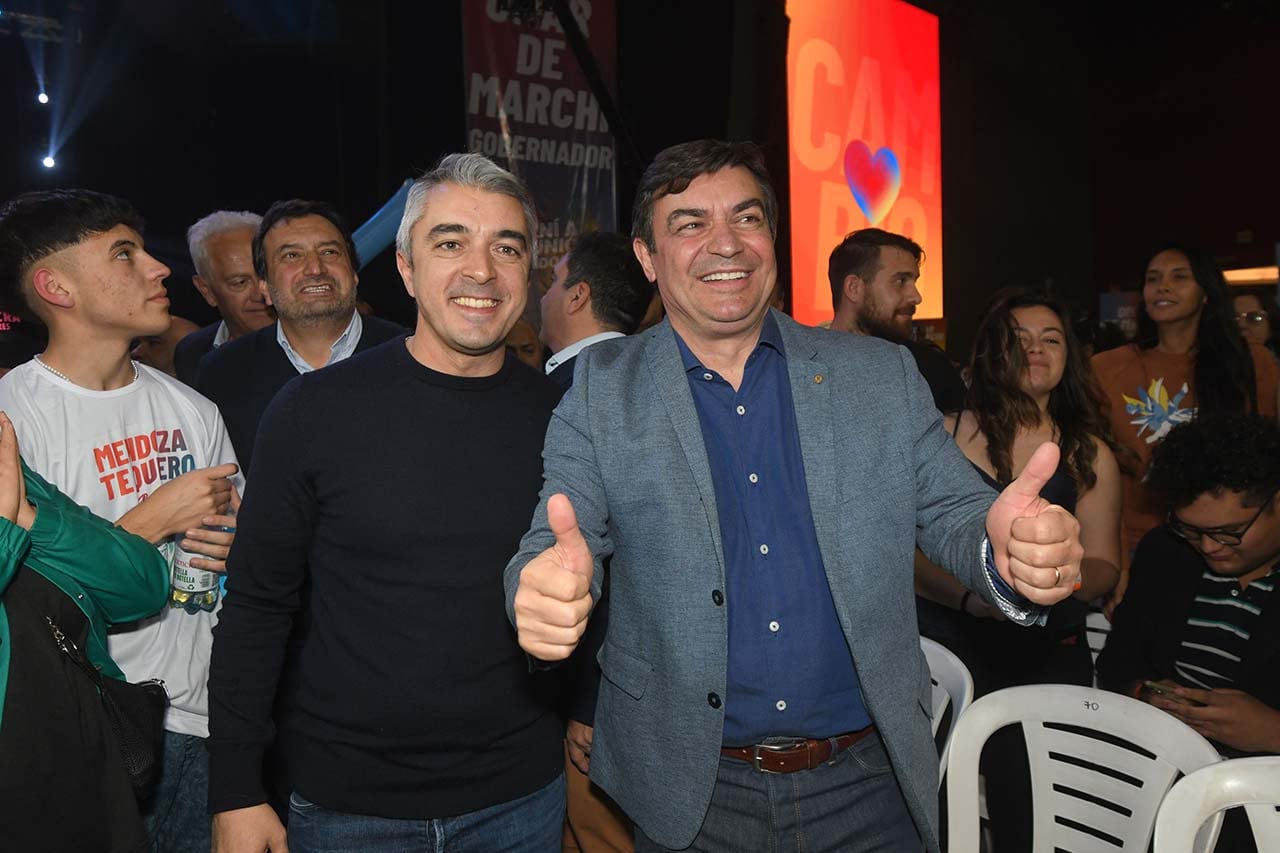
[917,289,1121,690]
[1092,244,1279,600]
[916,290,1123,850]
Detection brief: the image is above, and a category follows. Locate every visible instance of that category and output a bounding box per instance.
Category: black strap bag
[45,615,169,799]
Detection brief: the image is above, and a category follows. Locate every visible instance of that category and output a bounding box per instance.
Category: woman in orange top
[1092,244,1278,609]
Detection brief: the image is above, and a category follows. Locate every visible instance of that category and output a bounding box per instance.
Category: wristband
[959,590,973,614]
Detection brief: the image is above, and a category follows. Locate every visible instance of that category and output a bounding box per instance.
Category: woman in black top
[917,290,1122,848]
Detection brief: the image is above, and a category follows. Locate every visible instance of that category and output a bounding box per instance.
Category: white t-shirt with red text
[0,360,243,738]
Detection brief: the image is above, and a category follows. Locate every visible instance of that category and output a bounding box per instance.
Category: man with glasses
[1098,413,1280,763]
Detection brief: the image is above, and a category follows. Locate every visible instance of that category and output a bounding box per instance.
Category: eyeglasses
[1236,310,1268,325]
[1168,490,1278,546]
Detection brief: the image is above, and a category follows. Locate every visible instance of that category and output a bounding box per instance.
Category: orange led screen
[787,0,942,325]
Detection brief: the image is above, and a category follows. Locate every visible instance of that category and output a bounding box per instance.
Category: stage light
[41,155,55,169]
[37,92,49,104]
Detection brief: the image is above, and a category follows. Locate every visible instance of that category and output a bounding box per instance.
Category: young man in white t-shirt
[0,189,244,852]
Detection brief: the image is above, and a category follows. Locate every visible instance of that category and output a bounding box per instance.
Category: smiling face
[260,214,359,326]
[395,182,530,376]
[1144,249,1206,327]
[632,166,776,348]
[1011,304,1067,400]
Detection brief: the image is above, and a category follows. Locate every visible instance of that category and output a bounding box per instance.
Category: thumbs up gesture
[514,494,595,661]
[985,442,1083,606]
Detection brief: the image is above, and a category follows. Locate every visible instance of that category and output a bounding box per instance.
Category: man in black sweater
[208,154,565,852]
[195,199,403,475]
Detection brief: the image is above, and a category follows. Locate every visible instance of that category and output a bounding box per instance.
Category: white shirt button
[702,372,713,381]
[759,544,769,555]
[775,700,787,711]
[748,473,759,484]
[769,620,780,632]
[736,405,746,415]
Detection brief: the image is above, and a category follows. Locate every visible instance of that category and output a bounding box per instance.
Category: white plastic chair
[1153,756,1280,853]
[944,684,1223,852]
[1084,606,1110,686]
[920,636,973,781]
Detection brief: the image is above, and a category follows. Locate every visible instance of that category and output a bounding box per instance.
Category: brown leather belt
[720,725,877,774]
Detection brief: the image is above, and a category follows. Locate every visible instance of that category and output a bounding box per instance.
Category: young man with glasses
[1098,414,1280,760]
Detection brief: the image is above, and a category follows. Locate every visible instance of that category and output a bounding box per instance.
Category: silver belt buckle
[752,738,808,773]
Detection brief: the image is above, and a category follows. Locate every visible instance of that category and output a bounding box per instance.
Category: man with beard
[195,200,403,474]
[827,228,964,414]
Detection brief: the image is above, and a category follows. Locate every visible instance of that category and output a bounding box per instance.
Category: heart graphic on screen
[843,141,901,225]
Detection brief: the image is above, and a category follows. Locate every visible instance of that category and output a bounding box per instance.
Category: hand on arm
[212,804,288,853]
[116,463,238,544]
[986,442,1083,606]
[513,494,594,661]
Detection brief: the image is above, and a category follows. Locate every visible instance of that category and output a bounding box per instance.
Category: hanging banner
[463,0,618,290]
[786,0,942,326]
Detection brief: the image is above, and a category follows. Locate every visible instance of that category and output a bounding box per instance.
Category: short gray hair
[187,210,262,279]
[395,153,538,268]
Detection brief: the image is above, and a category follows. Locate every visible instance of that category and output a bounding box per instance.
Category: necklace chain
[32,354,139,386]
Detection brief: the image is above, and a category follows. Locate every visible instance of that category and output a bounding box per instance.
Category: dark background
[2,0,1277,359]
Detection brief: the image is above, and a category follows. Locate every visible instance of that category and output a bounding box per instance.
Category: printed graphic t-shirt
[1092,342,1278,562]
[0,360,243,737]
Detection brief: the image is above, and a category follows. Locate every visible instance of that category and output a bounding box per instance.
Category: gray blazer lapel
[777,317,842,588]
[643,321,726,576]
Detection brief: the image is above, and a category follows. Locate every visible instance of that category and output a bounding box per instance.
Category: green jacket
[0,461,170,731]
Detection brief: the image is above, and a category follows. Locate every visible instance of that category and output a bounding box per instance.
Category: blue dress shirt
[675,315,872,745]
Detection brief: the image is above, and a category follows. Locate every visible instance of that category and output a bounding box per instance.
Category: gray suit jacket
[505,311,1003,850]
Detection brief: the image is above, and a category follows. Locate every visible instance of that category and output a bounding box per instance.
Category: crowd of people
[0,138,1275,853]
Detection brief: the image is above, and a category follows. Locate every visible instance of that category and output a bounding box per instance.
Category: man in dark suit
[174,211,273,385]
[506,140,1084,852]
[538,231,650,852]
[539,231,652,389]
[196,199,402,475]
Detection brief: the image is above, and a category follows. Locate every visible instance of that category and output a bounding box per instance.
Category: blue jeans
[636,732,922,852]
[287,773,565,852]
[141,731,211,853]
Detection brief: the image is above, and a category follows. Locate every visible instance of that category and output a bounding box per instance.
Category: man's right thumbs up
[514,494,595,661]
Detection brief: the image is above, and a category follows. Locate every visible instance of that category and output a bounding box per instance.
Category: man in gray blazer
[505,140,1082,852]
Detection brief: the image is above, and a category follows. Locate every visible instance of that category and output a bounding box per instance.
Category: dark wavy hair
[1147,414,1280,510]
[1134,243,1257,416]
[966,289,1115,489]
